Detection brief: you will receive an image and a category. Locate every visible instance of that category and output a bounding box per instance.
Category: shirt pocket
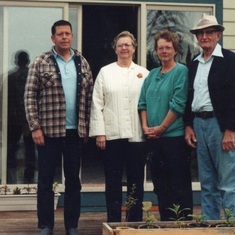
[39,72,56,88]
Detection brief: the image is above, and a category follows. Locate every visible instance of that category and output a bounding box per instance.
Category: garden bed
[102,221,235,235]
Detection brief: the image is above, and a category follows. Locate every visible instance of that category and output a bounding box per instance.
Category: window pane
[146,10,203,70]
[0,6,64,184]
[78,5,138,188]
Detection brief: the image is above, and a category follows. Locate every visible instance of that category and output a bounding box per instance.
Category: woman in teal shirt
[138,30,193,221]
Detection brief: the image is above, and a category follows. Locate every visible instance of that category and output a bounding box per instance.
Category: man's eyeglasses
[117,43,133,48]
[196,30,219,37]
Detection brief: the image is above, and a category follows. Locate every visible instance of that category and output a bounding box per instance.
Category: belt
[194,111,214,119]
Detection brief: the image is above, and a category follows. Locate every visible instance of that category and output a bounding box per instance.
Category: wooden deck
[0,206,201,235]
[0,208,106,235]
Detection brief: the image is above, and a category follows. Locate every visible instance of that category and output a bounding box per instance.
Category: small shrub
[142,201,157,228]
[121,184,138,226]
[168,204,191,228]
[13,187,21,195]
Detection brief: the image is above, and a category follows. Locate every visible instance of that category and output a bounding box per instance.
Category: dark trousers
[103,139,146,222]
[148,136,193,221]
[37,131,82,230]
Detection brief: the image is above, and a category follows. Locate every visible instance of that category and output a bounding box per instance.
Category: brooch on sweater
[137,73,143,78]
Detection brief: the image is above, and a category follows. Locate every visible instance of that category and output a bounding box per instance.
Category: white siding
[223,0,235,51]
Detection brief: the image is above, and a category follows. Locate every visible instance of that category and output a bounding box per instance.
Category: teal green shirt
[138,62,188,137]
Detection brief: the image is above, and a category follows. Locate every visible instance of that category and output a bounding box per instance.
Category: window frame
[0,0,216,193]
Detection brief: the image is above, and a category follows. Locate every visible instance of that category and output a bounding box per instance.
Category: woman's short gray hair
[112,31,137,50]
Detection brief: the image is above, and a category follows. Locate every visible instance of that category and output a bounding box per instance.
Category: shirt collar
[194,43,223,61]
[52,47,75,60]
[129,61,135,69]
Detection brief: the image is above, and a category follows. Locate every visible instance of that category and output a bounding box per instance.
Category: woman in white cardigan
[89,31,149,222]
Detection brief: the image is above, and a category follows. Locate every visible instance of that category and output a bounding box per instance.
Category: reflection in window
[146,10,204,70]
[7,51,37,184]
[1,5,64,185]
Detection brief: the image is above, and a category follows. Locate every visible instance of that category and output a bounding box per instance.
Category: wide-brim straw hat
[190,14,225,34]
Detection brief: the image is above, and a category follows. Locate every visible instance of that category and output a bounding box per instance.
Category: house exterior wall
[0,0,234,210]
[223,0,235,51]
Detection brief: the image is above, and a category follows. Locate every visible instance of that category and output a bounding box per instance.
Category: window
[0,1,216,193]
[0,2,66,185]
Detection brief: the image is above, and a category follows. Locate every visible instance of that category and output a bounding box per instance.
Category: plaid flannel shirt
[24,49,93,138]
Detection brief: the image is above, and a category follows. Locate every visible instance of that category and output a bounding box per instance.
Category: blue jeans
[103,139,146,222]
[37,132,82,230]
[148,136,193,221]
[194,117,235,220]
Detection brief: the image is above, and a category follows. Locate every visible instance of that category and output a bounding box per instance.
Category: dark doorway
[82,5,138,79]
[81,5,138,187]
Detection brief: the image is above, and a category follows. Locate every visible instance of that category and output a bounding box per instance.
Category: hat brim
[190,24,225,34]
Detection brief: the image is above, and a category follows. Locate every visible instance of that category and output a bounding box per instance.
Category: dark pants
[103,139,146,222]
[148,136,193,221]
[37,130,82,230]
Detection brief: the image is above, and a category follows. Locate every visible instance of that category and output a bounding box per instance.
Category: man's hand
[185,126,197,148]
[32,129,45,146]
[222,129,235,151]
[84,136,89,143]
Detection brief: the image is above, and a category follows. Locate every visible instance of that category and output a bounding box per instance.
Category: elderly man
[184,14,235,220]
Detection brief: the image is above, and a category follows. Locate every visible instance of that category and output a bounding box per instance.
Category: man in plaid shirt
[24,20,93,235]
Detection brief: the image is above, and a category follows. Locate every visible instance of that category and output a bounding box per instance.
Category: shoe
[66,228,80,235]
[39,228,53,235]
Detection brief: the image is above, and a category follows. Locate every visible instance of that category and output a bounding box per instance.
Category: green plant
[142,201,157,228]
[188,213,206,226]
[13,187,21,195]
[222,208,235,227]
[23,184,37,194]
[0,185,10,195]
[168,204,190,228]
[123,184,138,224]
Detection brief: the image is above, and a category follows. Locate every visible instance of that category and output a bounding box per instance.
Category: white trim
[1,6,9,184]
[140,3,146,66]
[0,1,67,7]
[81,182,201,192]
[146,3,215,12]
[77,5,83,52]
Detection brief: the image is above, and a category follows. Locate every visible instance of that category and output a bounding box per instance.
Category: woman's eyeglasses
[116,43,132,48]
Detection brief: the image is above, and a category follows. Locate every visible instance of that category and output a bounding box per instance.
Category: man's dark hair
[51,20,72,35]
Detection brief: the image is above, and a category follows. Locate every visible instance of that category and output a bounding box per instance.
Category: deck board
[0,206,201,234]
[0,208,106,234]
